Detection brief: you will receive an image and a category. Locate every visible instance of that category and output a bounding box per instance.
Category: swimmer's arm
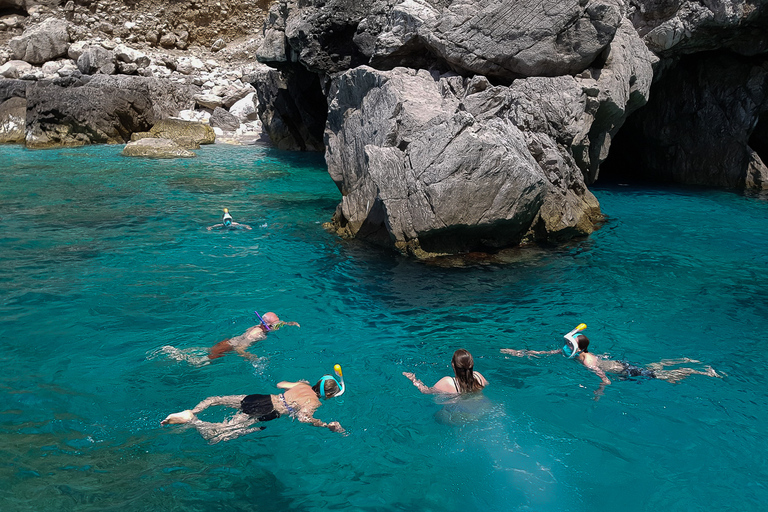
[271,321,301,330]
[234,346,257,360]
[207,224,223,230]
[297,412,344,433]
[585,363,611,385]
[474,371,489,387]
[276,380,310,389]
[500,348,560,358]
[403,373,455,394]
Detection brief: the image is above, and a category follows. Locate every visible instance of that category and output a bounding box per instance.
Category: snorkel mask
[222,208,233,227]
[317,364,345,398]
[254,310,272,331]
[563,323,587,358]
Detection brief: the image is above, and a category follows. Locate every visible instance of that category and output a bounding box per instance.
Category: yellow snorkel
[563,323,587,358]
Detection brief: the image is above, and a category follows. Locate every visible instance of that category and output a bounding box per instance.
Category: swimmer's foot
[161,410,194,425]
[704,366,723,378]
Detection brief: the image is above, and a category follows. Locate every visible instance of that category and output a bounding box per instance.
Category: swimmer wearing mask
[207,208,252,230]
[403,349,488,394]
[161,365,346,443]
[501,324,722,389]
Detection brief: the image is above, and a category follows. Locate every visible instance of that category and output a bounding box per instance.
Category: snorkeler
[403,349,488,394]
[207,208,252,230]
[207,311,299,360]
[157,311,299,365]
[160,367,346,443]
[501,325,721,386]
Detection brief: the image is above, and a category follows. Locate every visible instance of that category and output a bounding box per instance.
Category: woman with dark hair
[161,372,345,443]
[403,348,488,394]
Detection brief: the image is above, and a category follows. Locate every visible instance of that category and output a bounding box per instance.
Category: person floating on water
[161,366,346,443]
[157,311,299,365]
[501,324,722,389]
[207,208,252,230]
[403,348,488,394]
[207,311,299,360]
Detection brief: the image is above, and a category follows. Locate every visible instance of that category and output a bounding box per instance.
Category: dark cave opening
[596,108,666,185]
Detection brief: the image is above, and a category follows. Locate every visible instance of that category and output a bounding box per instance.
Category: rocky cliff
[2,0,767,259]
[252,0,768,257]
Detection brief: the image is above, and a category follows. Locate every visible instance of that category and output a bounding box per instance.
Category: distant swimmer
[157,311,299,366]
[501,324,722,390]
[403,349,488,394]
[160,366,346,443]
[207,208,252,230]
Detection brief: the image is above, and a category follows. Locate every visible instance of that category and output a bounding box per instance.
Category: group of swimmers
[161,316,721,443]
[161,311,345,442]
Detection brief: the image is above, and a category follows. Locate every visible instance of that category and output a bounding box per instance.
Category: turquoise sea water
[1,144,767,511]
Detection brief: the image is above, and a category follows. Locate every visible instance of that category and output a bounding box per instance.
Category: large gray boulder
[146,118,215,146]
[25,75,198,148]
[418,0,625,79]
[77,46,116,75]
[325,66,606,257]
[209,107,240,131]
[9,18,70,65]
[122,138,196,158]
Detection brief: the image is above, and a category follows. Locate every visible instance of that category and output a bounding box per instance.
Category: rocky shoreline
[2,0,768,258]
[1,0,273,151]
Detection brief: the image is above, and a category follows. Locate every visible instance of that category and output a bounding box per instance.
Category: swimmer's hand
[402,372,430,393]
[327,421,344,433]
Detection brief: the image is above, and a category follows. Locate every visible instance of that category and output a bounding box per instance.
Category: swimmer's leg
[654,366,722,383]
[156,345,210,367]
[190,395,246,414]
[646,358,701,370]
[193,412,262,444]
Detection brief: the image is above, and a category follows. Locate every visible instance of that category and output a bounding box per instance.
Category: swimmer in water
[160,376,345,443]
[501,334,721,388]
[157,312,299,365]
[207,312,300,360]
[403,349,488,394]
[207,208,252,230]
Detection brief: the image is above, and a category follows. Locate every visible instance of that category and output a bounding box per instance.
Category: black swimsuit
[240,394,281,422]
[619,361,657,379]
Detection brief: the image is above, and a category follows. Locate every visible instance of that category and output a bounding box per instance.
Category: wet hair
[576,334,590,353]
[312,378,340,398]
[452,348,484,393]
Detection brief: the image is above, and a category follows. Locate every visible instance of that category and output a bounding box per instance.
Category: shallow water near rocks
[1,145,766,511]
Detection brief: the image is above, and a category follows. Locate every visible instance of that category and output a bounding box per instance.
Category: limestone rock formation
[9,17,69,64]
[122,137,196,158]
[209,107,240,131]
[145,118,215,146]
[24,75,197,148]
[0,95,26,143]
[254,0,768,257]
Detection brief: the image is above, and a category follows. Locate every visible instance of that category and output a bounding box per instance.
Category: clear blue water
[1,144,767,511]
